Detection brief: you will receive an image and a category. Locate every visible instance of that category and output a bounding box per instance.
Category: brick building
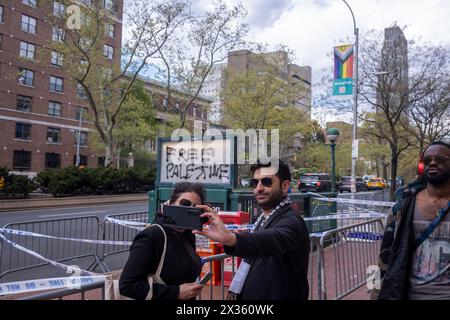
[0,0,123,177]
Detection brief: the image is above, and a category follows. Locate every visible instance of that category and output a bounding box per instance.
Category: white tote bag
[104,224,167,300]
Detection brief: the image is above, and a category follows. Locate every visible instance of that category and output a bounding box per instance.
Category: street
[0,202,148,227]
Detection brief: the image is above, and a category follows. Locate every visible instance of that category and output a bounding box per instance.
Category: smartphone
[197,272,212,285]
[162,205,203,231]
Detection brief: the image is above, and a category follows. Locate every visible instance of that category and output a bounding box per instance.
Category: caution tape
[0,234,96,277]
[0,275,106,296]
[303,212,387,221]
[104,217,146,231]
[309,194,395,207]
[0,228,132,246]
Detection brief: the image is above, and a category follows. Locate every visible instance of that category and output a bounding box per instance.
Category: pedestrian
[372,141,450,300]
[119,182,206,300]
[196,159,310,300]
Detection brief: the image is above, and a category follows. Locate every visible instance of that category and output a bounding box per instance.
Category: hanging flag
[332,44,354,98]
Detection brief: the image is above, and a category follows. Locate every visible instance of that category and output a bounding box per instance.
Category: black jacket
[119,217,202,300]
[376,182,426,300]
[224,204,310,300]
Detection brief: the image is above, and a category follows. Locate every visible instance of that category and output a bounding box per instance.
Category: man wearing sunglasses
[373,140,450,300]
[196,159,310,300]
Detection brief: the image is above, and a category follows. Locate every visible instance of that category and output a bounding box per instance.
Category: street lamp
[326,128,340,194]
[75,107,84,167]
[342,0,359,193]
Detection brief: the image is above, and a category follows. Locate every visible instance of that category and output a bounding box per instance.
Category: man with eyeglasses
[372,140,450,300]
[196,159,310,300]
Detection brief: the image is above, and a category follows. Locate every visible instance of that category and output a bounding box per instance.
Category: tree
[358,28,449,200]
[113,80,158,165]
[221,49,311,157]
[40,0,189,166]
[154,0,248,129]
[405,71,450,152]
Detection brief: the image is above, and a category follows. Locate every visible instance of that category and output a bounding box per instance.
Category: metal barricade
[0,216,104,281]
[316,218,385,300]
[101,212,148,271]
[19,278,105,300]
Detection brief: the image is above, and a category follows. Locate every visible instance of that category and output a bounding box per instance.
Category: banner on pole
[333,44,354,98]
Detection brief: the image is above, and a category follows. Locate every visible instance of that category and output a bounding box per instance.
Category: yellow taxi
[367,178,386,190]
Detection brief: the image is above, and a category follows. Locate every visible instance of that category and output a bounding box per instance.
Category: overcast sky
[229,0,450,80]
[124,0,450,123]
[222,0,450,122]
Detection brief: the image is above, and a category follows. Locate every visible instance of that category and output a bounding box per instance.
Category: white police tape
[0,275,106,296]
[0,233,96,277]
[310,195,395,207]
[0,228,132,246]
[104,217,146,231]
[303,212,387,221]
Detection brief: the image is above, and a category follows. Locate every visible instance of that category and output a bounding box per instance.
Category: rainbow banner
[333,44,354,98]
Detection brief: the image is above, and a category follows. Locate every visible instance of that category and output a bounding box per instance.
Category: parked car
[362,175,375,184]
[298,173,332,193]
[367,178,386,190]
[338,176,368,193]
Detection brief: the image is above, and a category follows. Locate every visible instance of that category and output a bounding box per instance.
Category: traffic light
[0,176,5,190]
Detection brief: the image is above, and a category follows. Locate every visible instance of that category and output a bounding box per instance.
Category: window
[98,157,105,167]
[13,150,31,170]
[49,76,63,93]
[0,34,3,50]
[73,155,87,166]
[45,153,61,169]
[18,68,34,86]
[51,51,64,67]
[102,88,112,100]
[74,131,87,146]
[103,67,112,81]
[19,41,35,60]
[103,44,114,59]
[75,106,87,121]
[47,127,60,144]
[77,83,87,100]
[22,0,37,7]
[0,6,4,23]
[52,26,64,42]
[105,23,115,38]
[103,0,115,12]
[53,1,65,16]
[16,95,32,112]
[48,101,62,117]
[21,15,37,34]
[15,123,31,140]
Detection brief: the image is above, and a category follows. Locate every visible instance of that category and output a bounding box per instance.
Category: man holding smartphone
[195,159,310,300]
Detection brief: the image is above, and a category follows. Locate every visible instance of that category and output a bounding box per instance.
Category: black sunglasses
[249,177,274,188]
[179,199,195,207]
[423,155,450,166]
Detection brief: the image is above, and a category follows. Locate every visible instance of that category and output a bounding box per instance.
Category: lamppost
[326,128,340,194]
[75,107,83,167]
[342,0,359,193]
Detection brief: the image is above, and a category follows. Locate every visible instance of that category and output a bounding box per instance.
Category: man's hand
[178,283,204,300]
[193,210,237,247]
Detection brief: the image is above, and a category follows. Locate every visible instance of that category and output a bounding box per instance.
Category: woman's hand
[178,282,204,300]
[193,211,237,247]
